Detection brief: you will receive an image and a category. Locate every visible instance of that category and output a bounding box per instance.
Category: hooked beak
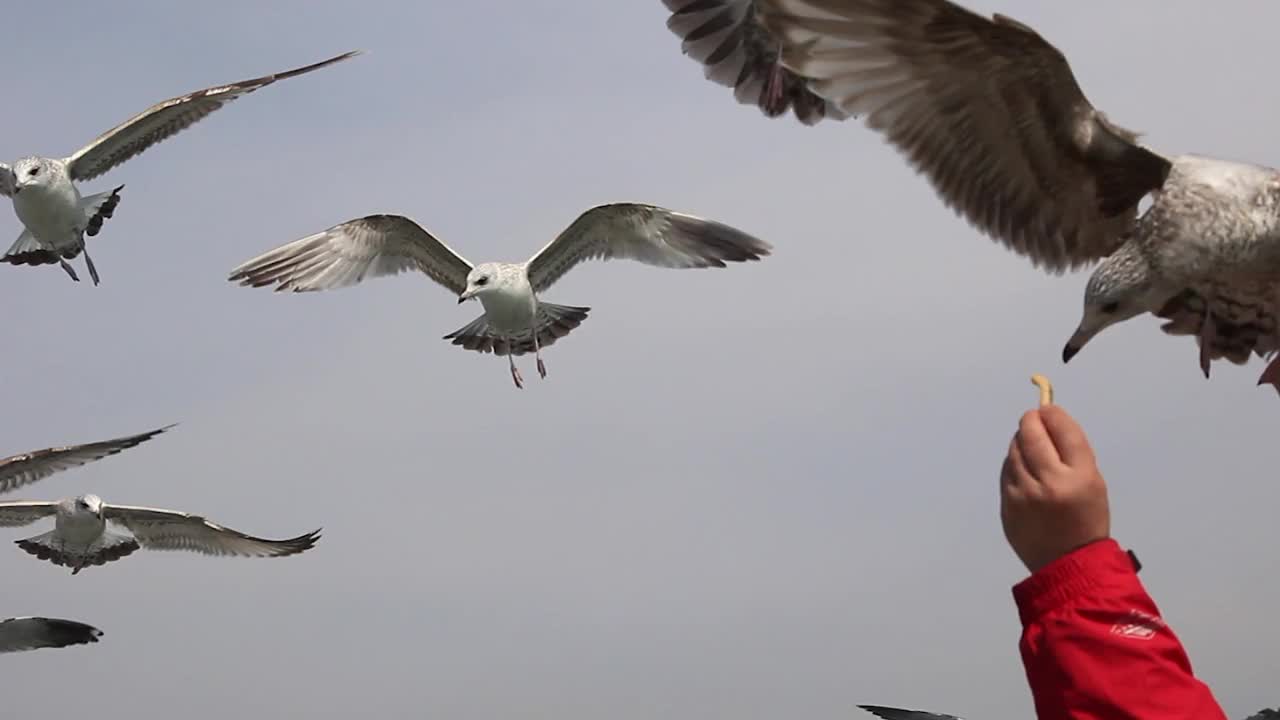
[457,289,473,304]
[1062,326,1097,364]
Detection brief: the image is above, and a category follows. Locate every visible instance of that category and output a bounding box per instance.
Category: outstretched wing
[0,617,103,654]
[228,214,474,296]
[0,424,174,496]
[0,501,59,528]
[524,203,771,293]
[64,50,361,182]
[662,0,849,125]
[756,0,1172,274]
[0,164,13,197]
[104,504,319,558]
[858,705,964,720]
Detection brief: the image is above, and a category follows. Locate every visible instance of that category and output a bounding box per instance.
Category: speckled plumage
[752,0,1280,392]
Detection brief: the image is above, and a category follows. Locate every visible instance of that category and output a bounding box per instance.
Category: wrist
[1012,537,1140,626]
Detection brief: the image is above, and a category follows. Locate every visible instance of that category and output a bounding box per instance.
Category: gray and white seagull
[1,425,173,496]
[227,203,772,388]
[0,616,103,654]
[0,50,360,285]
[0,494,320,574]
[738,0,1280,394]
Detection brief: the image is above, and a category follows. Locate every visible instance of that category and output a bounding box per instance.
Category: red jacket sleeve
[1013,538,1227,720]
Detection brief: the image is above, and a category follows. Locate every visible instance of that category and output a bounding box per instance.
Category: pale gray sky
[1,1,1275,718]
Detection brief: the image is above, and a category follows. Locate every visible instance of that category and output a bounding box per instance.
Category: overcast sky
[1,1,1275,718]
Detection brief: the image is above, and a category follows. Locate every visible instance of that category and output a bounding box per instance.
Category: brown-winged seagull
[0,50,360,285]
[0,494,319,574]
[0,616,102,654]
[227,203,771,389]
[1,425,173,496]
[742,0,1280,393]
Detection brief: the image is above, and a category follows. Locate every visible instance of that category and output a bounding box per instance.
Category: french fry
[1030,374,1054,406]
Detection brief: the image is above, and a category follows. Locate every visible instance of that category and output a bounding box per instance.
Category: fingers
[1002,434,1036,495]
[1038,405,1096,469]
[1015,409,1064,476]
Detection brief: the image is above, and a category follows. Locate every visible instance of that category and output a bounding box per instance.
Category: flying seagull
[0,50,361,286]
[0,494,320,574]
[227,203,771,388]
[746,0,1280,393]
[857,703,1278,720]
[0,616,102,654]
[661,0,850,125]
[1,424,173,496]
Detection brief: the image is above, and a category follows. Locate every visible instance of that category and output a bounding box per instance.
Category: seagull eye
[476,277,488,286]
[1100,301,1120,314]
[27,167,38,177]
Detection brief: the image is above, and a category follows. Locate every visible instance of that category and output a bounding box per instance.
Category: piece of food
[1030,374,1054,406]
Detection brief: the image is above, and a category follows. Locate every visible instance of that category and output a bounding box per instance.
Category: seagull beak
[1062,326,1097,364]
[457,289,472,304]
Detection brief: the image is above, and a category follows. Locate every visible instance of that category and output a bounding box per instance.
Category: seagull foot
[511,365,524,389]
[536,357,547,379]
[1198,310,1216,379]
[1257,355,1280,397]
[59,259,80,283]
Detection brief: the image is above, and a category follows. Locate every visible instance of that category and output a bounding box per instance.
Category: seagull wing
[0,424,174,496]
[757,0,1172,274]
[63,50,361,182]
[228,214,474,296]
[0,501,59,527]
[524,203,771,293]
[858,705,965,720]
[103,504,320,558]
[1243,709,1280,720]
[663,0,849,125]
[0,617,103,653]
[0,164,13,197]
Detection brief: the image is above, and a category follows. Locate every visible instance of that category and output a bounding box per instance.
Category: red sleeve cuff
[1012,538,1144,627]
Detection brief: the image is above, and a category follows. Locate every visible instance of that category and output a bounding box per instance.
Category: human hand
[1000,405,1110,573]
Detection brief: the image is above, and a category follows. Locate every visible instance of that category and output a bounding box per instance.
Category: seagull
[227,203,772,388]
[0,494,320,574]
[661,0,851,125]
[0,50,360,286]
[746,0,1280,393]
[0,616,102,654]
[858,703,1278,720]
[1,425,173,496]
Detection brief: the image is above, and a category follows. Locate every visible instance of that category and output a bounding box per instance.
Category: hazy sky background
[1,1,1276,718]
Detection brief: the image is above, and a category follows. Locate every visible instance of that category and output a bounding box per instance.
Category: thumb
[1038,405,1096,468]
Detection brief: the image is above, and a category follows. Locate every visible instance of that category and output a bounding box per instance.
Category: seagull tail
[79,185,124,239]
[443,302,591,356]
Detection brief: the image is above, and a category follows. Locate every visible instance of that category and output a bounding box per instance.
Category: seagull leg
[83,249,100,286]
[1198,308,1216,379]
[58,259,81,283]
[533,327,547,379]
[508,352,524,389]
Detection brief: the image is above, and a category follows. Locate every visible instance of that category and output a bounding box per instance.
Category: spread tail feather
[80,185,124,238]
[1,229,56,266]
[15,530,139,574]
[443,302,590,356]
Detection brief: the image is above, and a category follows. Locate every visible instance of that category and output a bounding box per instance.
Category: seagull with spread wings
[1,425,173,496]
[660,0,850,125]
[0,616,102,654]
[739,0,1280,392]
[0,50,360,285]
[227,203,771,389]
[857,703,1278,720]
[0,494,319,575]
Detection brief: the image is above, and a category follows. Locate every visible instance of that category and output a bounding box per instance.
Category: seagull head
[11,157,52,194]
[74,494,104,519]
[458,264,500,304]
[1064,248,1170,363]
